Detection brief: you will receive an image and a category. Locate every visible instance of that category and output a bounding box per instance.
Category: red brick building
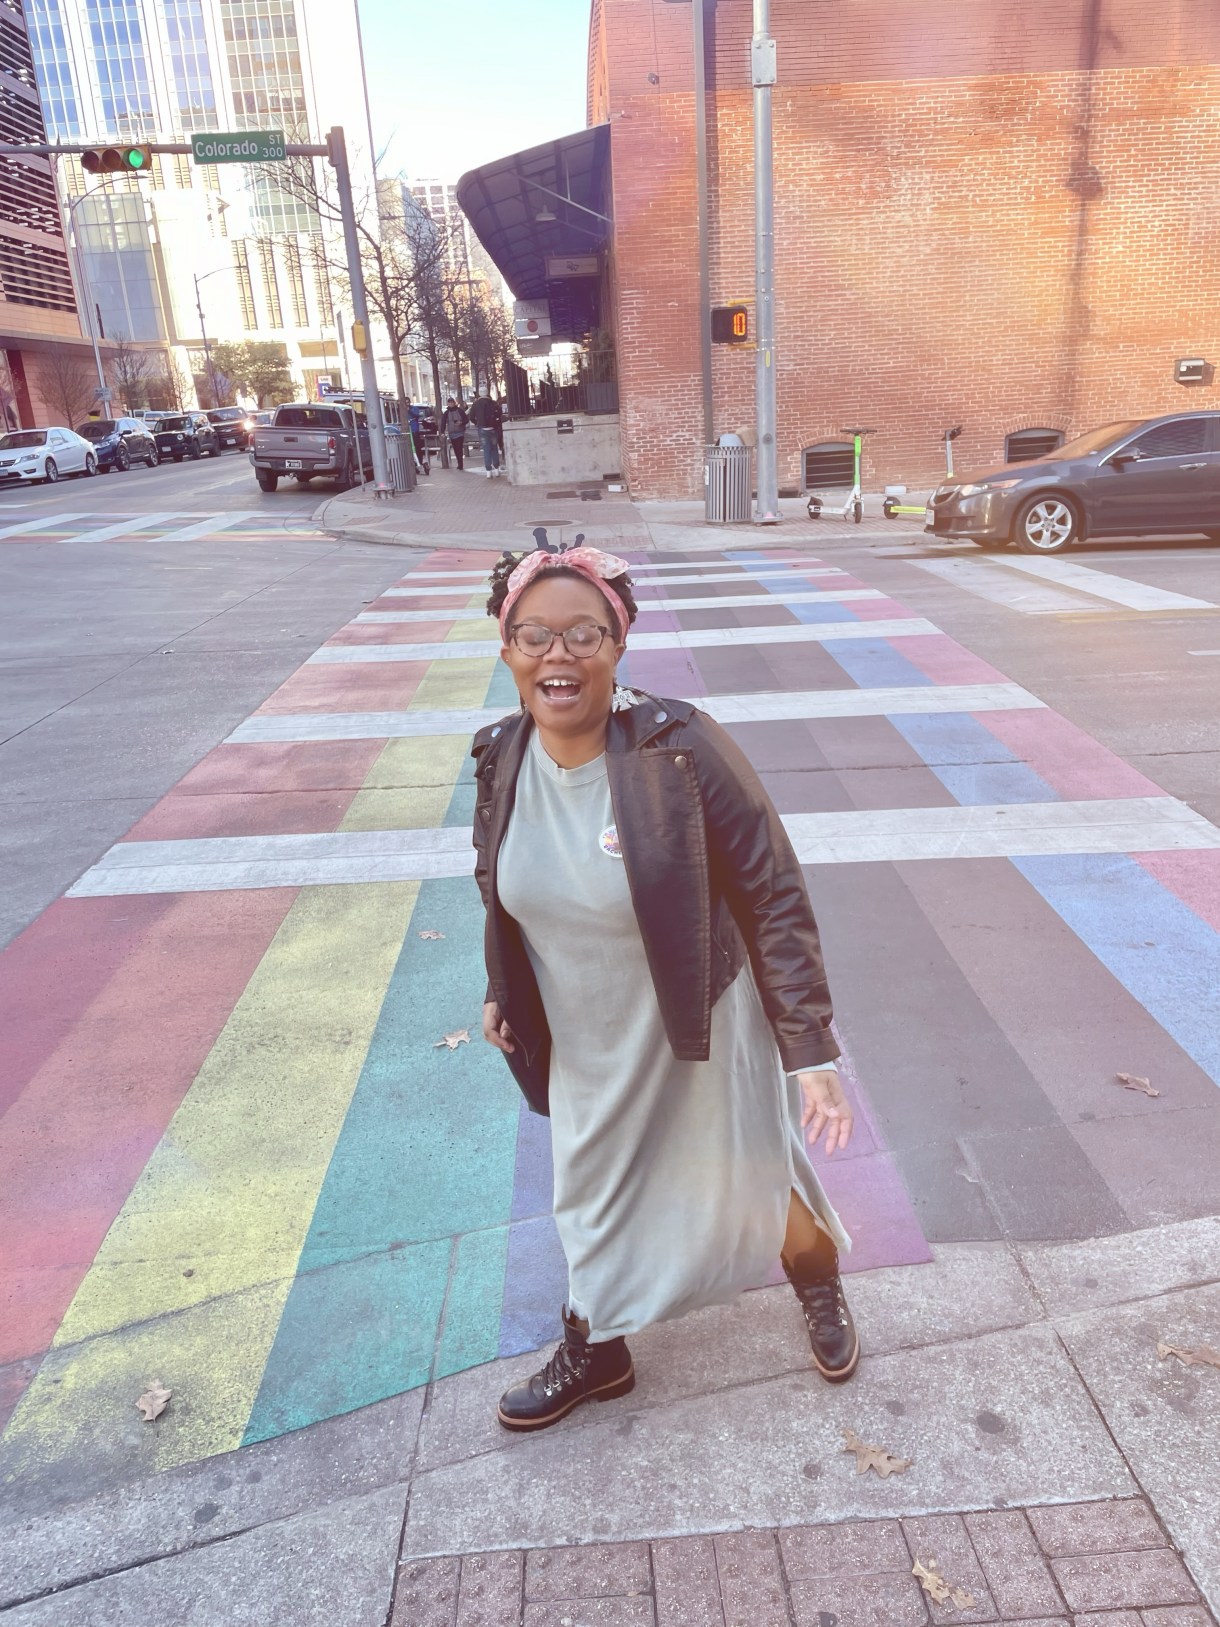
[585,0,1220,498]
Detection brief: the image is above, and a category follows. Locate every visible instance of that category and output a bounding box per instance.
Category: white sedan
[0,426,99,485]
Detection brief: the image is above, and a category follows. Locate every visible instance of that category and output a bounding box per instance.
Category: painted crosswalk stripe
[395,557,837,583]
[226,682,1046,745]
[0,511,93,540]
[356,588,885,624]
[65,794,1220,896]
[909,557,1107,614]
[65,511,195,545]
[380,565,848,598]
[996,555,1218,611]
[156,512,264,543]
[307,618,938,663]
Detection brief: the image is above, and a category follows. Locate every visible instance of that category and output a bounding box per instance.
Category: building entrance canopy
[457,125,611,343]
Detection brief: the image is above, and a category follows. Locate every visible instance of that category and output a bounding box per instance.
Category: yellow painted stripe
[2,882,414,1472]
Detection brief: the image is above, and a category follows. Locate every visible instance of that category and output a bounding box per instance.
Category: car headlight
[19,453,37,462]
[958,479,1022,497]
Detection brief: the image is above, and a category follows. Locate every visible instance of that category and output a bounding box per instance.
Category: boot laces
[539,1336,587,1398]
[795,1275,848,1332]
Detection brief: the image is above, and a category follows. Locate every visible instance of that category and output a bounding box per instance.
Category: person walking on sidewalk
[469,389,503,478]
[472,545,858,1434]
[406,398,429,474]
[444,397,468,470]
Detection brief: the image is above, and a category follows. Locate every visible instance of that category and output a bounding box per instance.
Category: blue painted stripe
[888,714,1059,806]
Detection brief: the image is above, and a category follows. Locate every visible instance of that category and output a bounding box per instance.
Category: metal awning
[457,125,611,318]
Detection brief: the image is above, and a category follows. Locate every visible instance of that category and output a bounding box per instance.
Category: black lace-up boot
[496,1307,635,1432]
[784,1230,860,1384]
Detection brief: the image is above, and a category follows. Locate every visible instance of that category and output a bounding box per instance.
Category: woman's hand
[797,1069,853,1156]
[482,1000,516,1055]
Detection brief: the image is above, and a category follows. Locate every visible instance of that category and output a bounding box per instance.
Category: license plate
[285,459,303,469]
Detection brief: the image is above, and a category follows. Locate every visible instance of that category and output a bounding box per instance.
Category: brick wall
[593,0,1220,497]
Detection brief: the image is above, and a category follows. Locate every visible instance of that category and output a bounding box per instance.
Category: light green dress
[497,729,849,1342]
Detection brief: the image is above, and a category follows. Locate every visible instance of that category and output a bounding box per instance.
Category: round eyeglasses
[509,621,612,658]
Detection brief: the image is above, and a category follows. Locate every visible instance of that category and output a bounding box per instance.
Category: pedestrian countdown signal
[81,146,153,176]
[711,305,750,344]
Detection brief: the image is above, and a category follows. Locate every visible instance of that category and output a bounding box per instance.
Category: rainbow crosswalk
[2,544,1219,1500]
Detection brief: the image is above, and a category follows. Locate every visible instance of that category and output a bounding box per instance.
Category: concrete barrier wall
[503,414,622,487]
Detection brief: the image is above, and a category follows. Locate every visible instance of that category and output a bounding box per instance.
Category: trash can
[704,443,752,523]
[383,424,416,493]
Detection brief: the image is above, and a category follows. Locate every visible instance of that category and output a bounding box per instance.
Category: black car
[206,406,250,449]
[73,416,159,472]
[926,412,1220,554]
[151,412,220,463]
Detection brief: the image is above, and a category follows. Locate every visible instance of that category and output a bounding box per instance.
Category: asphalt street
[2,470,1219,1621]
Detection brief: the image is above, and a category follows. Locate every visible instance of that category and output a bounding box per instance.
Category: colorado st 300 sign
[191,130,286,164]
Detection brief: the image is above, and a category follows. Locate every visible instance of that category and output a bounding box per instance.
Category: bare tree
[148,351,196,412]
[39,347,98,427]
[108,333,154,413]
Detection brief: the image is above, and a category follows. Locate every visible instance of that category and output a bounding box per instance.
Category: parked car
[150,412,220,463]
[206,406,250,450]
[73,416,160,472]
[925,412,1220,554]
[244,411,274,464]
[0,426,98,485]
[251,401,372,492]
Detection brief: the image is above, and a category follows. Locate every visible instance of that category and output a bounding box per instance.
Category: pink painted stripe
[325,619,469,646]
[845,595,918,621]
[978,707,1162,800]
[127,788,366,841]
[0,896,174,1117]
[1134,851,1220,936]
[0,889,296,1366]
[255,665,425,715]
[893,632,1008,685]
[171,740,385,796]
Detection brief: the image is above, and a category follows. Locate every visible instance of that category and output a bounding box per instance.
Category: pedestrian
[472,546,857,1434]
[468,389,503,478]
[406,397,429,474]
[443,397,468,469]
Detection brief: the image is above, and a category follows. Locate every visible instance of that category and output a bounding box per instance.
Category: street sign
[513,298,551,339]
[711,304,750,344]
[191,130,286,165]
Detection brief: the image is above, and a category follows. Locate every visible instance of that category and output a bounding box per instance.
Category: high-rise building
[25,0,379,405]
[0,0,99,427]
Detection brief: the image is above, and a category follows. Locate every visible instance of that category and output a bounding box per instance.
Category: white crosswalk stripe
[355,588,887,624]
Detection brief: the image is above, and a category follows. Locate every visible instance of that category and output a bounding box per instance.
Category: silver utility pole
[752,0,780,523]
[326,125,390,492]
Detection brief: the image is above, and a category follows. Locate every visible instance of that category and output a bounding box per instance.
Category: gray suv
[925,412,1220,553]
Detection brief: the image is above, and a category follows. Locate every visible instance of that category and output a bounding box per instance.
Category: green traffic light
[125,147,147,169]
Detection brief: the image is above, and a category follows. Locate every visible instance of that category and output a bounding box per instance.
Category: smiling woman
[468,544,859,1435]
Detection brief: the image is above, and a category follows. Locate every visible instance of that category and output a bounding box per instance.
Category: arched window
[1005,428,1064,463]
[802,441,854,488]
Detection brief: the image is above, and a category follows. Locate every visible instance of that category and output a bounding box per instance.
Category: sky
[357,0,592,184]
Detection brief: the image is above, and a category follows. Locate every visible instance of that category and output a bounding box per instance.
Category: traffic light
[81,145,153,176]
[711,304,749,344]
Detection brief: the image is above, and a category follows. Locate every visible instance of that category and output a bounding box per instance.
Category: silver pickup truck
[252,402,372,492]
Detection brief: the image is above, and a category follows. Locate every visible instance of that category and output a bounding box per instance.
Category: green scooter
[882,426,963,519]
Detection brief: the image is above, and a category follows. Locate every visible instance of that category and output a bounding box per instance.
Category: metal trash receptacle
[704,444,752,523]
[383,424,416,493]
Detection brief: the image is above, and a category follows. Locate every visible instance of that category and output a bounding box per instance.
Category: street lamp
[194,268,227,409]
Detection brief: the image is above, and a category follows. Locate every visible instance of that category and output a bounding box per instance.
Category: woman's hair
[486,553,639,630]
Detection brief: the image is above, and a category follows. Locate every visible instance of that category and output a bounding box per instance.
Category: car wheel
[146,447,159,467]
[256,470,279,492]
[116,447,130,472]
[43,457,59,484]
[189,442,202,460]
[84,453,98,477]
[1013,494,1079,554]
[333,455,354,492]
[209,441,221,458]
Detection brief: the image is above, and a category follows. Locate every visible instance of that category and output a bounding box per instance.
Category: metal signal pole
[752,0,780,522]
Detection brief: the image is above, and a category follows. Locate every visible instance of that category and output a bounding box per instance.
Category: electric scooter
[882,426,963,518]
[806,428,875,524]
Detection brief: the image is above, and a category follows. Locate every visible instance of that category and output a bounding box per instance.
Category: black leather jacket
[471,694,839,1115]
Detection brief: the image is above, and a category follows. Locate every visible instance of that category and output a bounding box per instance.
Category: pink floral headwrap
[498,546,632,644]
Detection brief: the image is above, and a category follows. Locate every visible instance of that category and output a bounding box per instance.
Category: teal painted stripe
[436,1225,511,1380]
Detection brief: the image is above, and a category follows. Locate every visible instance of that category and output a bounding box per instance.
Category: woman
[443,397,468,470]
[472,545,857,1433]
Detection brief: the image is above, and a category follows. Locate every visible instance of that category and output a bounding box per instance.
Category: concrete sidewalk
[2,1220,1217,1623]
[312,467,922,553]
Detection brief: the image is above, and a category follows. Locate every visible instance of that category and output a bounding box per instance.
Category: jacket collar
[473,692,695,761]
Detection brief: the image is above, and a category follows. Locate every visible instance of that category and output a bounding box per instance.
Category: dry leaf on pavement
[136,1382,172,1422]
[418,930,445,941]
[434,1029,470,1051]
[841,1426,912,1478]
[913,1559,977,1610]
[1115,1072,1161,1097]
[1157,1340,1220,1370]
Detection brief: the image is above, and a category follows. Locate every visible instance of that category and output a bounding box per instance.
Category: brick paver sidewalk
[393,1498,1214,1627]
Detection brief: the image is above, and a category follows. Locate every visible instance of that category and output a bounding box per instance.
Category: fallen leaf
[1157,1340,1220,1370]
[841,1426,912,1478]
[418,930,445,941]
[434,1029,470,1051]
[136,1382,172,1422]
[913,1559,977,1610]
[1115,1072,1161,1098]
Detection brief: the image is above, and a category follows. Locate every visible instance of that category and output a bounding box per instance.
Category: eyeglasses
[508,621,612,658]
